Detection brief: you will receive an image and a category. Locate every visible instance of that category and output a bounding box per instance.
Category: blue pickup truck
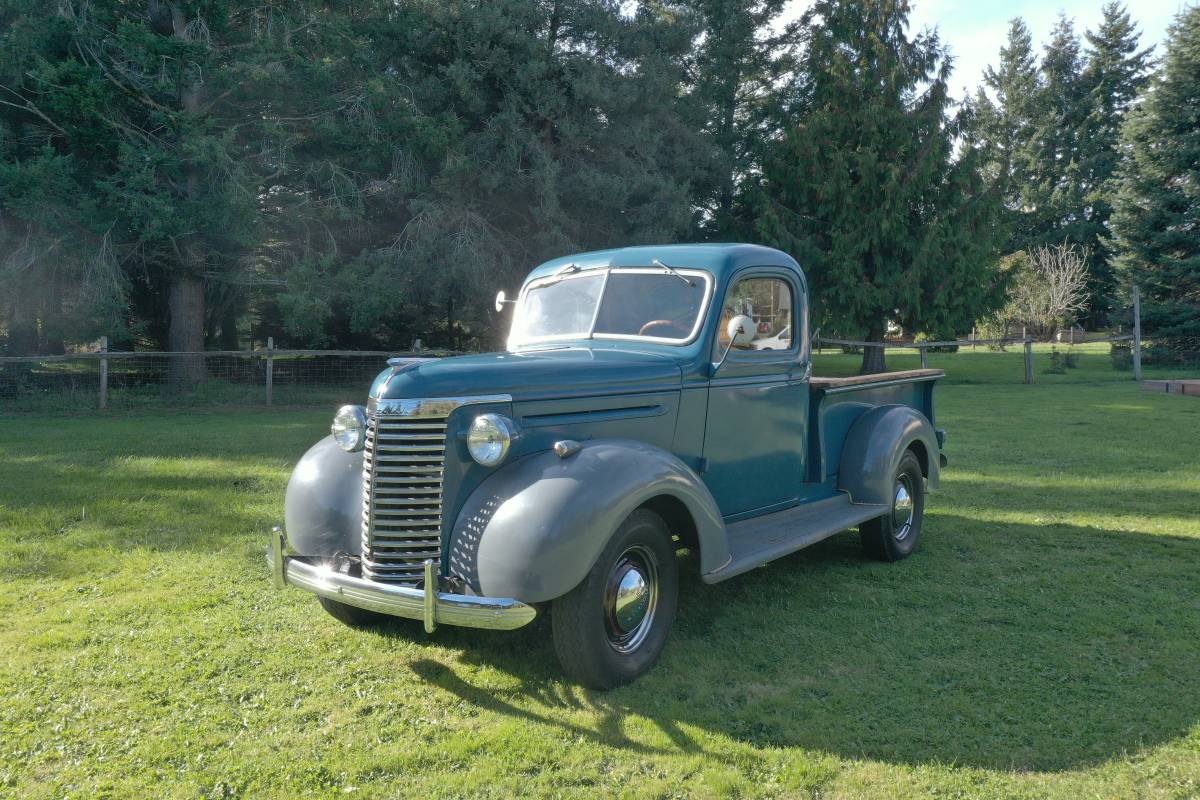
[269,244,946,688]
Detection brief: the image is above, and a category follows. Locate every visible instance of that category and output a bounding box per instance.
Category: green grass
[2,357,1199,798]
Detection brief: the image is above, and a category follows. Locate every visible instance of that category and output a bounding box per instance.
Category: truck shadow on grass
[406,515,1200,772]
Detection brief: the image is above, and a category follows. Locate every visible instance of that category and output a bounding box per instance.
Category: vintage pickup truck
[268,244,946,688]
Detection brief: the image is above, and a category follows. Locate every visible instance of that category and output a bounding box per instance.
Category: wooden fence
[813,333,1138,385]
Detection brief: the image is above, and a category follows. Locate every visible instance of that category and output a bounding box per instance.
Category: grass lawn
[2,348,1199,798]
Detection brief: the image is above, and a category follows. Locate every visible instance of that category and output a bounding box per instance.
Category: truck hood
[371,346,684,402]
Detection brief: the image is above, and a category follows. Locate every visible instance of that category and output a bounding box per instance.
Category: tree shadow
[402,515,1200,772]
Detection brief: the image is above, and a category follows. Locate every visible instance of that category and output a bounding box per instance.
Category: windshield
[510,268,712,346]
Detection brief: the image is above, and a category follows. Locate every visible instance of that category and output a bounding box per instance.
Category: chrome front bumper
[267,529,536,632]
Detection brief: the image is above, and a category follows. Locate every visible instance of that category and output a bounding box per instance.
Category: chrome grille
[361,414,447,585]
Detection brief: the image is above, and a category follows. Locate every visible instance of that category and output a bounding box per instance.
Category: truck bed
[810,368,945,391]
[807,368,944,484]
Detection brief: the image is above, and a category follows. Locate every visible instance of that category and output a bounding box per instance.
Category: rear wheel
[551,508,679,690]
[860,450,925,562]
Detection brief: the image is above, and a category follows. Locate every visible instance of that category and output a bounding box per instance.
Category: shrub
[913,332,959,353]
[1143,338,1200,367]
[1045,347,1067,374]
[1110,343,1132,370]
[973,316,1012,351]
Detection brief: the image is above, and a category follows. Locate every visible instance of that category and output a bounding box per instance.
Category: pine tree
[1112,5,1200,345]
[271,0,715,349]
[1025,15,1090,256]
[0,2,295,380]
[753,0,1007,373]
[973,10,1149,329]
[972,18,1041,236]
[1078,2,1152,325]
[677,0,796,237]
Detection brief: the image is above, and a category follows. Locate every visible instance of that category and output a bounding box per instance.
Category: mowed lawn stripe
[1,375,1198,798]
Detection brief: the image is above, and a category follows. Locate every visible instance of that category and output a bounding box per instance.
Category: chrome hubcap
[604,546,658,653]
[893,477,914,540]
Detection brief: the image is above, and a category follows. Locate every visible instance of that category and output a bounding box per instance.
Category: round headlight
[467,413,515,466]
[331,405,367,452]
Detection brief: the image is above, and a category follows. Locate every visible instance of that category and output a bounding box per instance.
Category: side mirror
[711,314,756,376]
[726,314,755,347]
[495,290,515,313]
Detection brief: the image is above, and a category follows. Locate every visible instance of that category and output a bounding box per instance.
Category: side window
[714,277,794,356]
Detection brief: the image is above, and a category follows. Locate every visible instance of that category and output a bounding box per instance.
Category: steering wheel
[638,319,688,338]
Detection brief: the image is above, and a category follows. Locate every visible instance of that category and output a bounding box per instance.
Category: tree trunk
[7,290,39,357]
[42,270,65,355]
[860,325,887,374]
[164,5,207,390]
[167,273,206,389]
[220,303,240,350]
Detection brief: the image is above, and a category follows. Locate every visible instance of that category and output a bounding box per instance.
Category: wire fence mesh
[1,334,1197,414]
[0,348,454,412]
[808,333,1166,386]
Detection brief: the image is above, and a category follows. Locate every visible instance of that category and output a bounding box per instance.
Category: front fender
[284,436,363,557]
[447,439,727,604]
[837,405,940,504]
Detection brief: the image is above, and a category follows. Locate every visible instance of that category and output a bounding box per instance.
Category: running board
[702,494,888,584]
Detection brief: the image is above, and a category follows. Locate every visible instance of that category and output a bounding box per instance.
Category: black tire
[860,449,925,562]
[317,595,393,627]
[551,508,679,690]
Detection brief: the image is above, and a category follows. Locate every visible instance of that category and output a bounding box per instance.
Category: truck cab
[269,244,946,688]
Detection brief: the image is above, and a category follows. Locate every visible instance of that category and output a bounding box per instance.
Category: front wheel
[860,450,925,562]
[317,595,393,627]
[551,508,679,689]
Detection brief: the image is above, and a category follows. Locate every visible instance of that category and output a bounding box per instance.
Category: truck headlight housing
[331,405,367,452]
[467,413,515,467]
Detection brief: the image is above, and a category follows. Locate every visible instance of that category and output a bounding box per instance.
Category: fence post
[919,344,928,369]
[266,336,274,406]
[1024,337,1034,385]
[1132,285,1142,382]
[99,336,108,409]
[971,326,977,350]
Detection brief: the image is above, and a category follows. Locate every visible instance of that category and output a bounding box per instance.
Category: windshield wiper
[537,262,581,286]
[651,258,694,287]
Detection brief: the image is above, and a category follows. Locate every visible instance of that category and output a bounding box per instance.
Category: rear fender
[837,405,940,504]
[447,439,727,604]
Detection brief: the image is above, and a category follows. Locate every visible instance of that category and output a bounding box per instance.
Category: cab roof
[525,243,803,285]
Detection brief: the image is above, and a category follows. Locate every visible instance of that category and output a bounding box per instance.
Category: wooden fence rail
[0,321,1148,408]
[814,333,1138,387]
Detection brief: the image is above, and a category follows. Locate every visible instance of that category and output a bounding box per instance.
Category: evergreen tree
[972,8,1150,328]
[972,18,1040,237]
[1025,15,1090,256]
[0,1,301,381]
[271,0,714,350]
[676,0,796,237]
[753,0,1007,373]
[1112,5,1200,345]
[1078,2,1152,324]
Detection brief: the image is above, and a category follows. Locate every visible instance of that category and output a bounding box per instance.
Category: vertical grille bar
[361,414,447,585]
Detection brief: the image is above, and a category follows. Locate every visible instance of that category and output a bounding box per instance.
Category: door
[701,272,809,518]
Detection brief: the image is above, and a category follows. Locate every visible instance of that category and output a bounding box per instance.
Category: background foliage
[1,0,1197,374]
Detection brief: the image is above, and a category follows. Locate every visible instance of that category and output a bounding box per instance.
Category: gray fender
[837,405,940,504]
[447,439,727,604]
[284,436,363,557]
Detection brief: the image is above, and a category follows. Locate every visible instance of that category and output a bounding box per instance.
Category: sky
[780,0,1189,100]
